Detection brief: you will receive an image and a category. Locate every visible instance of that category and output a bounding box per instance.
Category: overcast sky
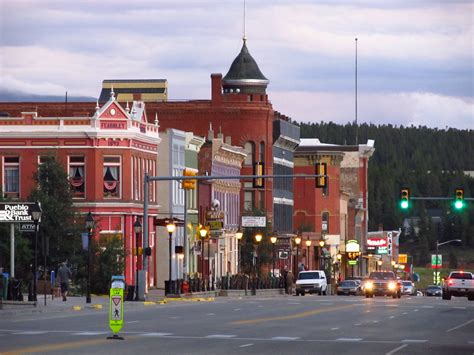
[1,0,473,129]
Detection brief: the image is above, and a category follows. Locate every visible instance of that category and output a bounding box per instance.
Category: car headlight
[388,282,396,290]
[365,282,373,290]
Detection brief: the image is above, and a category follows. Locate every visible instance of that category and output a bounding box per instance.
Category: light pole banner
[431,254,442,269]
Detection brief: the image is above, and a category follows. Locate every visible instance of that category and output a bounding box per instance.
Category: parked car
[295,270,327,296]
[337,280,361,296]
[425,285,442,297]
[401,281,416,295]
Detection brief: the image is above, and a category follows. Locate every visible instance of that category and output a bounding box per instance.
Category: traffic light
[182,168,197,190]
[253,162,264,188]
[315,162,327,188]
[454,188,464,210]
[400,188,410,209]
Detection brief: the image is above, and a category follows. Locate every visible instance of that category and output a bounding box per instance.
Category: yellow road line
[231,304,353,325]
[3,338,111,355]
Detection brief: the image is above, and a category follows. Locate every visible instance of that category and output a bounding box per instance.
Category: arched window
[259,141,265,163]
[244,141,255,165]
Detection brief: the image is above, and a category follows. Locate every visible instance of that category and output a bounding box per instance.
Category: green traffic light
[400,200,409,209]
[454,200,464,209]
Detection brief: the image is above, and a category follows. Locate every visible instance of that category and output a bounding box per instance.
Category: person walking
[286,271,294,296]
[57,262,72,301]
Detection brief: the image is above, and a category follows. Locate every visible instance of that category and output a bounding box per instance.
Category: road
[0,295,473,354]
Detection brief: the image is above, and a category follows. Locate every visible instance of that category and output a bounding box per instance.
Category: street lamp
[236,228,243,274]
[254,233,263,275]
[435,239,461,285]
[318,239,325,271]
[133,217,142,301]
[85,211,94,304]
[31,203,42,306]
[166,220,176,294]
[270,236,277,277]
[305,238,312,269]
[295,236,301,274]
[377,259,383,271]
[199,226,208,280]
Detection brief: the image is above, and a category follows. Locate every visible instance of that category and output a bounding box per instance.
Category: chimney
[217,126,224,140]
[225,136,232,145]
[211,73,222,106]
[207,122,214,141]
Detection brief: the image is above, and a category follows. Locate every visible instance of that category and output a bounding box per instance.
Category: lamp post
[336,252,342,281]
[199,226,208,281]
[391,260,396,272]
[319,239,325,271]
[294,236,301,275]
[435,239,461,285]
[305,238,312,270]
[377,259,383,271]
[166,221,176,294]
[254,233,262,276]
[85,212,94,304]
[31,203,42,306]
[236,228,243,274]
[270,236,277,277]
[133,217,142,301]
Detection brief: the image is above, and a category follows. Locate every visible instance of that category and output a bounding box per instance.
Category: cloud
[270,90,474,130]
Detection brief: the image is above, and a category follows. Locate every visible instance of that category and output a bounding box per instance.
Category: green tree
[28,155,83,270]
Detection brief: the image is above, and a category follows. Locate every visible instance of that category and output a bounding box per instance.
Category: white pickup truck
[442,271,474,300]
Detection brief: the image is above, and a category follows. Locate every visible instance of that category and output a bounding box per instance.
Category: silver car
[402,281,416,295]
[337,280,361,296]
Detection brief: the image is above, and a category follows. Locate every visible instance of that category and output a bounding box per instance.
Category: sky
[1,0,473,129]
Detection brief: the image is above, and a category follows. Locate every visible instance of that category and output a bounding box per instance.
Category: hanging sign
[346,240,360,253]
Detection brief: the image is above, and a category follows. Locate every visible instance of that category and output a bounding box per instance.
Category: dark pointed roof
[223,39,269,86]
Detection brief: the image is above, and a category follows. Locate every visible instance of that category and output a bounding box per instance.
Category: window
[322,212,329,233]
[69,156,85,198]
[259,141,265,163]
[103,156,121,198]
[244,142,255,165]
[244,191,253,211]
[3,157,19,198]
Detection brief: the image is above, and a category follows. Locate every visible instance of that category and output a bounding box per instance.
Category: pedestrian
[286,271,294,295]
[57,262,72,301]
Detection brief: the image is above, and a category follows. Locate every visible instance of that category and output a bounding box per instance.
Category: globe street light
[236,228,243,273]
[270,236,277,277]
[166,220,176,294]
[318,239,325,270]
[133,217,142,301]
[31,203,42,306]
[199,225,208,281]
[305,238,312,270]
[377,259,383,271]
[254,233,263,275]
[295,236,301,274]
[85,211,94,304]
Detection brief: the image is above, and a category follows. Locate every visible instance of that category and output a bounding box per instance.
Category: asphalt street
[0,294,473,355]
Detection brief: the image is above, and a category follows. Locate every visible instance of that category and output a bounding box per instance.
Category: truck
[364,271,401,298]
[442,271,474,300]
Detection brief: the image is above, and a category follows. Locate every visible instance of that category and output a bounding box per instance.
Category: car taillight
[448,279,453,286]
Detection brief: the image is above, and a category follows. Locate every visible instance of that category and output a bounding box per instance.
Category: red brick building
[0,92,161,286]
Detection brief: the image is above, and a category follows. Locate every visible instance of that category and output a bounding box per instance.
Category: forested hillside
[298,121,474,265]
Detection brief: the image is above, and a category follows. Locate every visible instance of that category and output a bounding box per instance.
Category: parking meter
[108,275,126,340]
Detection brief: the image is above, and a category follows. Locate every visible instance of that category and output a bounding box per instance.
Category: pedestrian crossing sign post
[107,276,125,340]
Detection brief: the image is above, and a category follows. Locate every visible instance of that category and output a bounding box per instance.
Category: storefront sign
[346,240,360,253]
[0,203,38,223]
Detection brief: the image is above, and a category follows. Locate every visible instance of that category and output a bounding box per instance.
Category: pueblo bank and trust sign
[0,203,39,223]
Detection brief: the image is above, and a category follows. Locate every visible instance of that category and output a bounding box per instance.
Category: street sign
[241,216,266,227]
[108,276,125,339]
[431,254,442,269]
[0,203,38,223]
[398,254,408,264]
[19,223,36,233]
[206,210,225,220]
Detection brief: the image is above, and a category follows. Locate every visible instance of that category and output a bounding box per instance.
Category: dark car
[425,285,442,297]
[337,280,361,296]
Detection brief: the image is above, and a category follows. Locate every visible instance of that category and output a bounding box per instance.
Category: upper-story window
[69,156,85,198]
[259,141,265,163]
[244,142,255,166]
[3,156,19,198]
[103,156,121,198]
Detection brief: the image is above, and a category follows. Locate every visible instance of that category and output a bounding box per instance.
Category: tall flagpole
[355,37,358,146]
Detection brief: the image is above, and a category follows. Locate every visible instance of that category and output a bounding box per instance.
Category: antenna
[243,0,246,41]
[355,37,358,146]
